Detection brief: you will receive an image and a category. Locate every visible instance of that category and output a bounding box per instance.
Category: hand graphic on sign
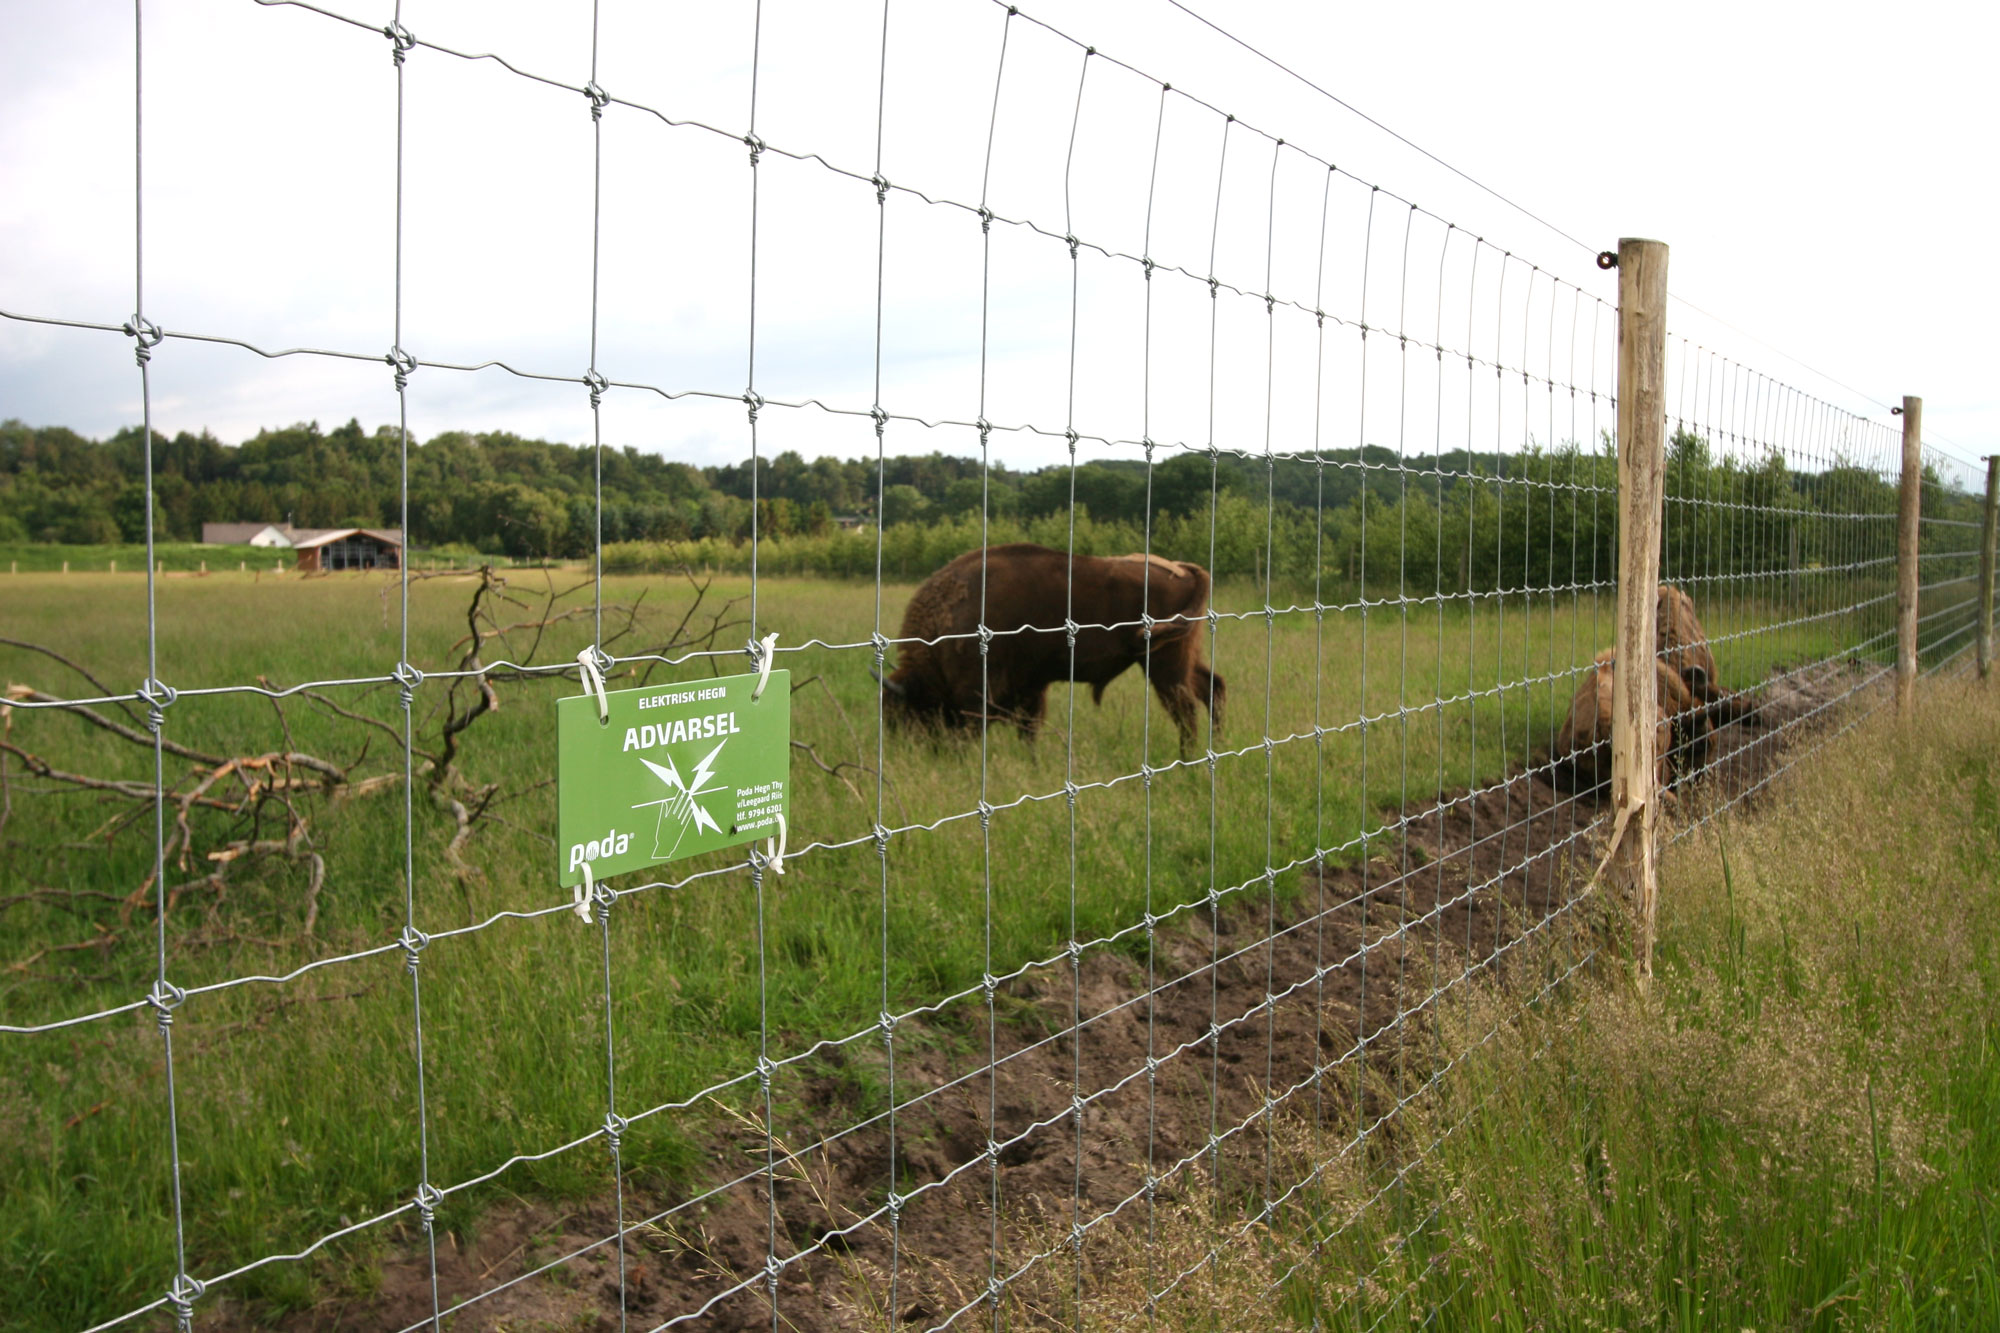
[632,737,730,860]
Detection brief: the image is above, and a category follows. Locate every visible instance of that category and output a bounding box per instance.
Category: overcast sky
[2,0,1992,483]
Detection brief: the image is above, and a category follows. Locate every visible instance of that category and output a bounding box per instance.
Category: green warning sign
[556,670,789,886]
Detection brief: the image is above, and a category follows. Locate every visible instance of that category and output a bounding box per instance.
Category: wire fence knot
[146,978,186,1033]
[1141,256,1155,282]
[135,678,177,733]
[414,1181,443,1231]
[977,207,993,235]
[392,661,424,709]
[166,1273,205,1332]
[742,390,763,423]
[755,1055,774,1092]
[602,1111,627,1155]
[1062,778,1078,808]
[744,134,764,166]
[1065,233,1079,260]
[583,368,608,409]
[877,1010,897,1044]
[764,1253,783,1294]
[123,315,163,366]
[871,174,889,205]
[398,925,429,973]
[869,405,888,436]
[382,20,415,63]
[583,81,609,120]
[872,823,891,857]
[383,346,417,392]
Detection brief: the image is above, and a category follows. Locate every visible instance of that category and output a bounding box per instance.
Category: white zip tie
[576,647,609,723]
[765,812,787,876]
[751,631,779,701]
[574,860,596,924]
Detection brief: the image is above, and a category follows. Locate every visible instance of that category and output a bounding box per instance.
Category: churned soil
[204,661,1873,1332]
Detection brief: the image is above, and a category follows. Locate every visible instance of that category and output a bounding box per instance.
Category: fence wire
[0,3,1989,1332]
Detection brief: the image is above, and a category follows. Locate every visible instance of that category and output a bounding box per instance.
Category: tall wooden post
[1610,238,1669,982]
[1980,455,1998,680]
[1896,396,1922,714]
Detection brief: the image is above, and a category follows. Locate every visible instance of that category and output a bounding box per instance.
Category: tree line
[2,417,1976,594]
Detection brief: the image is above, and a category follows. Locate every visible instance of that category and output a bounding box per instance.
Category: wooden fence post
[1980,454,1998,681]
[1610,237,1669,983]
[1896,396,1922,714]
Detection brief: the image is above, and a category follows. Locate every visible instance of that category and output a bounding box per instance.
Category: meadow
[1272,677,2000,1331]
[0,564,1920,1327]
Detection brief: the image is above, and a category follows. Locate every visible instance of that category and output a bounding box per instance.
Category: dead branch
[5,685,225,766]
[790,740,866,803]
[294,681,442,766]
[7,927,120,974]
[0,635,141,724]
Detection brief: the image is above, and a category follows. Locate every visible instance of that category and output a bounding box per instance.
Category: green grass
[0,568,1939,1328]
[1281,678,2000,1332]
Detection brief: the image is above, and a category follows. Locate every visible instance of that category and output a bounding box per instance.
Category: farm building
[290,529,402,572]
[200,522,404,570]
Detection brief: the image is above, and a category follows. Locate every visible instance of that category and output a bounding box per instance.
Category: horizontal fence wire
[1,2,1987,1331]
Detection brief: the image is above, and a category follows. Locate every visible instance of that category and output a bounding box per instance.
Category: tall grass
[1226,679,2000,1332]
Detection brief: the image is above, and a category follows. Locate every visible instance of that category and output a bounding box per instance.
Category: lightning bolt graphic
[633,737,730,857]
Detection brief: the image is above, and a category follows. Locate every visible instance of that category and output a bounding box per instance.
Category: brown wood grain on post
[1896,396,1922,714]
[1610,237,1669,983]
[1980,455,1998,680]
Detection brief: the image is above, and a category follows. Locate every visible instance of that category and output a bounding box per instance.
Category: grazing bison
[1550,648,1713,798]
[1657,583,1759,728]
[874,544,1225,753]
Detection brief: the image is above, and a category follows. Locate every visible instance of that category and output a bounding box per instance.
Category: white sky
[1,0,1993,483]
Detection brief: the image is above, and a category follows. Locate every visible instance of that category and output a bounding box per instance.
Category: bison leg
[1141,648,1202,755]
[1011,687,1049,741]
[1191,662,1226,737]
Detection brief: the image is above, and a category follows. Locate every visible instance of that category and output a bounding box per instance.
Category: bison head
[869,662,953,731]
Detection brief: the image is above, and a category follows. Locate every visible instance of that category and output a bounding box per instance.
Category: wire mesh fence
[1,4,1991,1332]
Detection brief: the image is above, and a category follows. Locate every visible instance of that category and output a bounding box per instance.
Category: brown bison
[874,544,1225,752]
[1550,648,1711,797]
[1657,583,1759,727]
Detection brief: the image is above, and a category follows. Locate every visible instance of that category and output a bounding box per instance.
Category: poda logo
[567,828,633,874]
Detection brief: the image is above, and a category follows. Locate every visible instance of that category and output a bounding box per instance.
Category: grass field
[0,566,1930,1327]
[1274,678,2000,1331]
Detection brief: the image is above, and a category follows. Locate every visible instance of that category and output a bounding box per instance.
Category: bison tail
[1090,680,1109,706]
